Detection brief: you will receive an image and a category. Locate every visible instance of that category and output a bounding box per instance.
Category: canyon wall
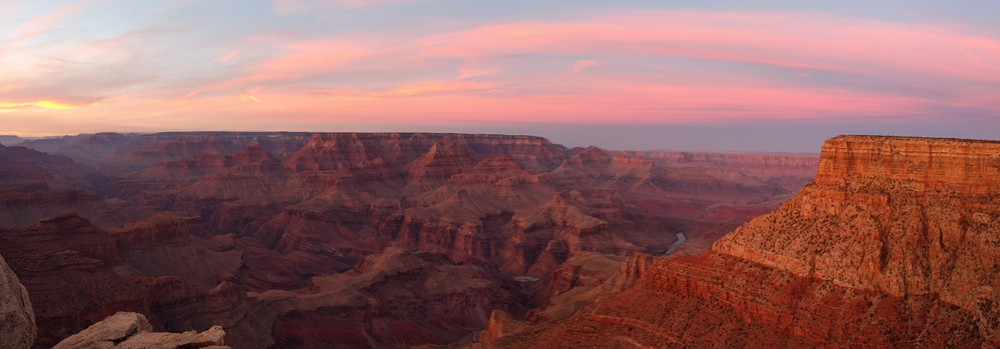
[813,135,999,194]
[715,136,1000,313]
[6,132,818,347]
[0,214,188,346]
[492,135,999,348]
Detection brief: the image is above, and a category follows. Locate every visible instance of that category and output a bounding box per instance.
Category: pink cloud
[180,39,375,98]
[273,0,415,13]
[458,66,498,79]
[170,10,1000,118]
[417,11,1000,82]
[2,3,92,47]
[374,81,497,97]
[571,59,604,74]
[98,78,930,128]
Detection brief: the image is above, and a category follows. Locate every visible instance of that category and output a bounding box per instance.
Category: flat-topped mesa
[106,213,189,250]
[815,135,1000,195]
[709,135,1000,343]
[287,133,566,172]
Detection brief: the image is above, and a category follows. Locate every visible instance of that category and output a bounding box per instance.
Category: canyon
[0,132,817,348]
[486,135,1000,348]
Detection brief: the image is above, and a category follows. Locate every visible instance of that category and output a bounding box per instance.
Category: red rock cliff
[707,135,1000,343]
[814,135,1000,195]
[493,135,1000,348]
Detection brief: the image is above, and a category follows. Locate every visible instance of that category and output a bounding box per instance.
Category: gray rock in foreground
[53,312,231,349]
[0,253,35,349]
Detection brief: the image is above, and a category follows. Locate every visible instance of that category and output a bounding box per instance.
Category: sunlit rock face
[489,135,999,348]
[716,136,1000,310]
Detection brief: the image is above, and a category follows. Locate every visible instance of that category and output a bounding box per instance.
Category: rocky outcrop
[470,253,657,348]
[53,312,230,349]
[491,135,999,348]
[232,139,282,172]
[0,253,35,349]
[716,136,1000,293]
[53,312,151,349]
[407,136,477,182]
[528,253,627,321]
[710,135,1000,344]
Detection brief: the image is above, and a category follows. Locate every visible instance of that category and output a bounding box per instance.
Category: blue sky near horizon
[1,0,998,152]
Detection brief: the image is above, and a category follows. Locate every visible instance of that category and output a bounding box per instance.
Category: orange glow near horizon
[0,100,80,111]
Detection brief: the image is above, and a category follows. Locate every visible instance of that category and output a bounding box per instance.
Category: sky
[1,0,998,152]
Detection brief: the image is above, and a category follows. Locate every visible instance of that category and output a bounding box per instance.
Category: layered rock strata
[7,132,820,347]
[711,135,1000,344]
[0,214,181,345]
[490,135,1000,348]
[0,213,243,347]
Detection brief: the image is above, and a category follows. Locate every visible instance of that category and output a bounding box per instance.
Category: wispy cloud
[240,95,263,103]
[1,2,93,47]
[417,11,1000,82]
[571,59,604,74]
[375,81,496,97]
[458,66,498,79]
[0,100,85,111]
[272,0,416,13]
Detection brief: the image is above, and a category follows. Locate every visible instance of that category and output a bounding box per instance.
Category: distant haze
[2,0,998,151]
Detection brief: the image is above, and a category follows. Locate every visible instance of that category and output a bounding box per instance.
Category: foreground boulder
[0,253,35,349]
[53,312,230,349]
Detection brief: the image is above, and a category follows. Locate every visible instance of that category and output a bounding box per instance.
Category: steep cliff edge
[714,135,1000,332]
[812,135,999,194]
[492,135,1000,348]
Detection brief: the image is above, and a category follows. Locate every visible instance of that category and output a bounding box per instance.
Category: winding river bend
[663,232,687,255]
